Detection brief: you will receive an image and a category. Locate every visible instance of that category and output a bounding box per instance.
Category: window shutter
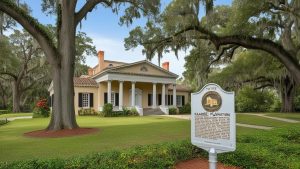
[182,96,185,106]
[78,93,82,107]
[115,93,119,106]
[47,96,51,107]
[104,93,108,104]
[158,94,162,105]
[171,95,173,105]
[148,94,152,106]
[51,94,54,107]
[90,93,94,107]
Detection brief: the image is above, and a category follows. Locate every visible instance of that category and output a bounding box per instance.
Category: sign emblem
[202,91,222,112]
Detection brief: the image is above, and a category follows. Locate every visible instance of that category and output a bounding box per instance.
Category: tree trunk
[46,2,78,130]
[12,80,21,112]
[280,76,296,112]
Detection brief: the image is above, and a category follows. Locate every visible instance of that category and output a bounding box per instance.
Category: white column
[119,81,123,110]
[152,83,157,108]
[131,82,135,107]
[107,80,112,104]
[173,84,176,107]
[162,84,165,107]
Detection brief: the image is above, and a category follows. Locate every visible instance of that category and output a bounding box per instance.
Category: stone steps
[143,108,165,116]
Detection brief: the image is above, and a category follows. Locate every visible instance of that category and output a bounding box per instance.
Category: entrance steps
[143,108,165,116]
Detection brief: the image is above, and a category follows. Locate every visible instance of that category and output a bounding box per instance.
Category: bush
[78,108,98,116]
[169,107,178,115]
[32,99,50,118]
[100,107,139,117]
[102,103,113,116]
[0,119,8,126]
[178,103,191,114]
[236,86,275,112]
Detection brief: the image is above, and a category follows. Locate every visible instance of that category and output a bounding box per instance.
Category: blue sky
[18,0,232,77]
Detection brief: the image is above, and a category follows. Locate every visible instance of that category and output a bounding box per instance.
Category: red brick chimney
[88,68,93,76]
[98,50,104,72]
[162,62,169,71]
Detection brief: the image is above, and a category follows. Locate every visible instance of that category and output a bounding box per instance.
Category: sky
[13,0,232,77]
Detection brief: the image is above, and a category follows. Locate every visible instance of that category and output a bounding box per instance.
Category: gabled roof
[92,60,178,79]
[74,77,97,87]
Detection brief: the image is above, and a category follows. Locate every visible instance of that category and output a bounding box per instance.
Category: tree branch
[0,0,58,65]
[75,0,112,26]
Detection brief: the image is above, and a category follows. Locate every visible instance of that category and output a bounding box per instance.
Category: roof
[74,77,98,87]
[168,84,192,92]
[92,60,178,79]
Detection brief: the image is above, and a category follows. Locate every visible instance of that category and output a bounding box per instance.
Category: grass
[0,113,33,118]
[236,114,290,127]
[0,116,190,162]
[265,113,300,121]
[1,113,299,165]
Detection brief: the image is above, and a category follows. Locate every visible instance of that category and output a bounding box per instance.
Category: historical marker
[191,83,236,169]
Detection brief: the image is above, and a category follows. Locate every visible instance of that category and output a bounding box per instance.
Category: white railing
[135,106,143,116]
[159,106,169,115]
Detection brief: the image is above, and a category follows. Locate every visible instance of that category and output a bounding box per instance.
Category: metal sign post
[191,83,236,169]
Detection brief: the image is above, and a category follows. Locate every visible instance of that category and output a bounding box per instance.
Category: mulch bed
[24,128,99,138]
[175,158,240,169]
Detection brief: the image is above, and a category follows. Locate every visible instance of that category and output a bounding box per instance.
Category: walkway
[6,116,32,121]
[243,113,299,123]
[160,115,274,130]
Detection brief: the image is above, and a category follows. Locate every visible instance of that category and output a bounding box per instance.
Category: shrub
[100,107,139,117]
[169,107,178,115]
[78,108,98,116]
[236,86,275,112]
[0,119,8,126]
[33,99,50,118]
[102,103,113,116]
[178,103,191,114]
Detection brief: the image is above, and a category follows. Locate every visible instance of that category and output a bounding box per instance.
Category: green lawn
[236,114,290,127]
[0,113,33,118]
[265,113,300,121]
[1,113,297,164]
[0,116,190,162]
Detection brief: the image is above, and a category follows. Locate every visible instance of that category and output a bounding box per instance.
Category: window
[176,95,182,107]
[111,92,115,106]
[82,93,90,108]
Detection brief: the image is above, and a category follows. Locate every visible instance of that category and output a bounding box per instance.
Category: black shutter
[182,96,185,106]
[78,93,82,107]
[148,94,152,106]
[158,94,162,105]
[168,95,171,105]
[171,95,173,105]
[47,96,51,107]
[104,93,108,104]
[90,93,94,107]
[115,93,119,106]
[51,94,54,107]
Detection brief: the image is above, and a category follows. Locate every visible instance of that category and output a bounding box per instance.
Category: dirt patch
[24,128,99,138]
[175,158,240,169]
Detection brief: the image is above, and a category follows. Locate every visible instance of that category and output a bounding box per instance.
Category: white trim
[94,73,176,84]
[82,93,90,109]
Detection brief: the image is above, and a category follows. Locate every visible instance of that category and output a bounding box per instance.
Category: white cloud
[85,33,190,77]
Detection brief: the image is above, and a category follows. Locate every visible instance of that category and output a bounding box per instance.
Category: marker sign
[191,83,236,153]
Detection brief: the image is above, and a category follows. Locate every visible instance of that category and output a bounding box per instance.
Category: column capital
[131,81,136,84]
[119,80,124,83]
